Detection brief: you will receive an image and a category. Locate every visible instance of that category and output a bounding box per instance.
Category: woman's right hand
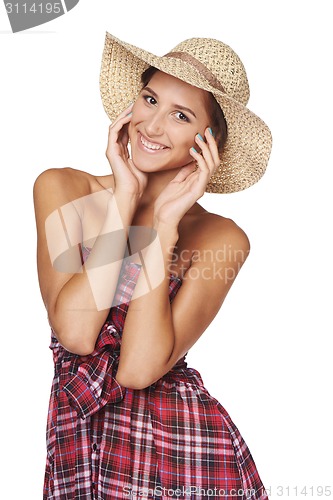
[106,104,148,198]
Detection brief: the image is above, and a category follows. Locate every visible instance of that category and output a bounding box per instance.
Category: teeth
[140,134,166,150]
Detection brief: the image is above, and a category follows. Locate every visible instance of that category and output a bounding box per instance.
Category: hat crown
[169,38,250,105]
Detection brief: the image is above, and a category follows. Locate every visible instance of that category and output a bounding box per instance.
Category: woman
[34,32,272,499]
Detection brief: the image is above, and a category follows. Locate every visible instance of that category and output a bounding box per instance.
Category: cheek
[175,134,196,163]
[131,99,149,122]
[166,122,195,146]
[128,102,143,136]
[179,130,196,150]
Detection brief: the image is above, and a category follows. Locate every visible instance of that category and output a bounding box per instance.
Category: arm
[34,168,140,356]
[116,216,250,390]
[34,105,147,355]
[116,129,250,389]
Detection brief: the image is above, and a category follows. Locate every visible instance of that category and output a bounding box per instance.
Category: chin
[131,150,192,174]
[131,154,159,172]
[131,150,168,172]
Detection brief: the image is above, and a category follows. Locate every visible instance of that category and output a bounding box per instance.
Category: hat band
[164,51,226,94]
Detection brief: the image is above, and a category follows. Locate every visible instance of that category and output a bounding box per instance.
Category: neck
[133,166,202,225]
[139,168,180,209]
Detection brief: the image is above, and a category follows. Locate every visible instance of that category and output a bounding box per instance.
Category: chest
[79,193,202,279]
[108,261,183,332]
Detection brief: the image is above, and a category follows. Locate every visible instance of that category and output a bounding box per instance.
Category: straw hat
[100,32,272,193]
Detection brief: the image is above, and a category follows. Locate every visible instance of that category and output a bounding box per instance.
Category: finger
[194,129,220,176]
[107,112,132,158]
[194,134,216,175]
[189,146,210,176]
[111,103,134,125]
[118,121,130,147]
[109,111,132,138]
[171,162,198,183]
[108,107,133,144]
[204,128,220,170]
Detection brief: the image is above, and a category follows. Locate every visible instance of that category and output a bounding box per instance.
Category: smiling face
[128,71,211,172]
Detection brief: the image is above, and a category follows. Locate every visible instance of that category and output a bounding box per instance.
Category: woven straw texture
[100,32,272,193]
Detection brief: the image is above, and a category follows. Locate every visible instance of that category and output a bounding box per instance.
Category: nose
[145,110,165,137]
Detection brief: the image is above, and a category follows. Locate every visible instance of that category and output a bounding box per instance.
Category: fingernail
[127,112,133,116]
[208,127,214,136]
[191,147,197,153]
[197,133,204,141]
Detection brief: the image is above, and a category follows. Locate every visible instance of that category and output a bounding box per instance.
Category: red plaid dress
[44,256,268,499]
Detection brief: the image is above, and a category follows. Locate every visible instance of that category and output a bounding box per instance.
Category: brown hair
[141,66,227,154]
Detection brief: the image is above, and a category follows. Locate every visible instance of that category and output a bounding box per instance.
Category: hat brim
[100,32,272,194]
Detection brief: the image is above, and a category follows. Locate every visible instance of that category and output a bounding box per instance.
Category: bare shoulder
[186,208,250,265]
[206,212,249,249]
[33,167,114,215]
[33,167,91,210]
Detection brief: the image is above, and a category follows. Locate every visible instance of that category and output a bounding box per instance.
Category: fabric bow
[59,322,126,419]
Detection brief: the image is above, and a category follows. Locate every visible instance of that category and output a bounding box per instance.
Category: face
[128,71,211,172]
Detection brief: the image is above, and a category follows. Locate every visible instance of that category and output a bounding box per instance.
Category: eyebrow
[143,86,197,118]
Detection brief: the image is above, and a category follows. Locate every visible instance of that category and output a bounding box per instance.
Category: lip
[137,132,169,154]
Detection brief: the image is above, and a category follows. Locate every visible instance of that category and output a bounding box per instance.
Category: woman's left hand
[153,128,220,227]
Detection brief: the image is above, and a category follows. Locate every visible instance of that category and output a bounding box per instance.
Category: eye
[143,95,157,105]
[175,111,190,122]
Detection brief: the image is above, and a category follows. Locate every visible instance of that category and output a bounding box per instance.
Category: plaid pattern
[44,260,268,499]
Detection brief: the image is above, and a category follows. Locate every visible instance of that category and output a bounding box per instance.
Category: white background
[0,0,332,498]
